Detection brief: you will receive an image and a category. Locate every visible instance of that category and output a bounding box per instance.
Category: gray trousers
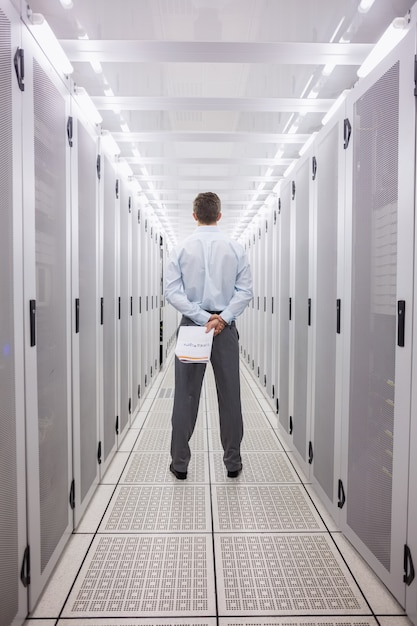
[170,316,244,473]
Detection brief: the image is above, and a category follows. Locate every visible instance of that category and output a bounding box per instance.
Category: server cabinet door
[141,215,150,392]
[408,227,417,623]
[72,114,100,527]
[309,116,344,516]
[271,205,280,409]
[0,2,28,623]
[21,29,73,608]
[341,30,415,604]
[291,159,310,465]
[100,154,118,474]
[264,208,274,397]
[118,178,132,438]
[131,202,140,415]
[277,182,291,434]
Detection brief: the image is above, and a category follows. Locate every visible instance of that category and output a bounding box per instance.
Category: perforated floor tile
[210,452,300,484]
[134,429,207,452]
[212,485,325,532]
[121,452,209,483]
[215,534,370,616]
[219,619,378,626]
[241,397,264,412]
[207,412,272,430]
[143,412,206,430]
[99,485,211,533]
[57,617,217,626]
[62,535,216,617]
[209,429,283,452]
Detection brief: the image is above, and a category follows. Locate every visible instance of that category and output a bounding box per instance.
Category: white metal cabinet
[71,107,100,527]
[308,114,345,520]
[277,182,291,434]
[99,151,118,474]
[340,29,416,605]
[118,176,132,437]
[0,1,27,623]
[131,198,141,415]
[290,159,310,464]
[21,25,73,610]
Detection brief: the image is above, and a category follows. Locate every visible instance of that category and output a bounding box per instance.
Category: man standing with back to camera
[165,192,253,479]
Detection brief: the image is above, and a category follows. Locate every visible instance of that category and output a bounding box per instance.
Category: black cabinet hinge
[344,118,352,149]
[138,384,141,399]
[115,179,119,199]
[276,398,279,414]
[118,296,121,320]
[274,209,277,224]
[404,544,415,586]
[308,298,311,326]
[129,398,132,414]
[338,479,346,509]
[139,296,142,314]
[272,384,275,399]
[20,545,30,587]
[14,47,25,91]
[312,155,317,180]
[67,116,73,147]
[96,154,101,180]
[138,208,141,223]
[278,198,281,214]
[289,297,292,321]
[97,441,102,465]
[289,415,293,435]
[128,196,132,213]
[100,297,104,325]
[130,296,133,316]
[69,479,75,510]
[308,441,314,464]
[292,180,296,200]
[115,415,119,435]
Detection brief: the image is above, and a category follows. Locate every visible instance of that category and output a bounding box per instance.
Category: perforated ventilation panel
[62,535,216,617]
[34,58,69,573]
[77,120,99,502]
[313,123,339,502]
[348,62,399,571]
[99,485,211,532]
[122,452,208,483]
[215,534,369,615]
[212,485,324,532]
[134,428,206,451]
[221,619,376,626]
[0,8,18,625]
[210,452,298,483]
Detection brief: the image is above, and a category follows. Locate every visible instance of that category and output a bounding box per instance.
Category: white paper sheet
[175,325,214,363]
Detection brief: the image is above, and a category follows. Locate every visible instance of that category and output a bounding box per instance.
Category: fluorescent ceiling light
[357,17,409,78]
[329,16,345,42]
[59,0,73,8]
[90,60,103,74]
[300,75,314,98]
[358,0,376,14]
[284,161,296,178]
[257,182,266,191]
[120,122,130,133]
[321,90,349,126]
[101,130,120,157]
[322,63,335,76]
[132,147,141,157]
[299,132,318,156]
[265,167,274,177]
[307,87,319,99]
[74,86,102,125]
[104,85,115,97]
[274,149,284,162]
[29,14,73,75]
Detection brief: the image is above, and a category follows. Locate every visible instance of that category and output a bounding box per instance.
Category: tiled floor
[26,356,412,626]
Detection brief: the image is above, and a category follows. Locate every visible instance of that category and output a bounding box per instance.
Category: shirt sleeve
[164,250,211,325]
[220,252,253,325]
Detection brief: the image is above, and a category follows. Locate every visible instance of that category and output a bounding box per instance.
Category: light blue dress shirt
[164,225,253,326]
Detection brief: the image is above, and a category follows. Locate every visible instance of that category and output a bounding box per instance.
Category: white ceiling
[26,0,415,242]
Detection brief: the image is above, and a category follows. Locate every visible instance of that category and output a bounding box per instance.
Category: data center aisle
[27,356,412,626]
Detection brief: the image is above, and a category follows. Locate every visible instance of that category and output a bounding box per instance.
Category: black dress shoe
[227,466,242,478]
[169,463,187,480]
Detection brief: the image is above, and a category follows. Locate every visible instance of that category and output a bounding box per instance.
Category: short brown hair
[193,192,221,224]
